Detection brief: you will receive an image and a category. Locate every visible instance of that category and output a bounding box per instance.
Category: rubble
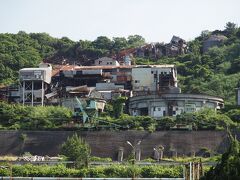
[17,155,63,162]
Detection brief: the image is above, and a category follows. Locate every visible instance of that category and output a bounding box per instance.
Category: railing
[0,178,185,180]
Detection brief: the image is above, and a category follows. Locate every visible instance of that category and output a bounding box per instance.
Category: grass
[0,155,18,161]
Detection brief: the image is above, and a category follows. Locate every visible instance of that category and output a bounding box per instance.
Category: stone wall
[0,130,230,160]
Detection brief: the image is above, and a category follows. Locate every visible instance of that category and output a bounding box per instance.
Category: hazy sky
[0,0,239,42]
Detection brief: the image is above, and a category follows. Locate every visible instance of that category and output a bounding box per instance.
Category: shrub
[61,133,91,168]
[90,156,112,162]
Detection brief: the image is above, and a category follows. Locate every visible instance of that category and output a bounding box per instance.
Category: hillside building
[94,57,120,66]
[129,93,224,118]
[203,35,227,53]
[19,63,52,106]
[6,62,224,118]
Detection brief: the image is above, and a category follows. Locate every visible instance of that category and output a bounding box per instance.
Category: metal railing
[0,178,185,180]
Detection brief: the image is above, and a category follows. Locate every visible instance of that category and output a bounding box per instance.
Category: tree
[92,36,113,50]
[112,37,128,52]
[61,133,91,168]
[112,97,127,118]
[200,30,211,40]
[203,132,240,180]
[225,22,238,36]
[229,56,240,73]
[127,35,145,47]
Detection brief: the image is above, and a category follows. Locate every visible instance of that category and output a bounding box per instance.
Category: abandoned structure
[203,34,227,52]
[115,35,188,63]
[128,65,223,118]
[131,65,178,92]
[5,61,224,119]
[94,57,120,66]
[111,36,188,65]
[129,93,224,118]
[19,63,52,106]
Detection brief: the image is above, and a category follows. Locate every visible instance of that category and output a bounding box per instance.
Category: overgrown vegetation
[0,100,240,131]
[99,107,240,131]
[0,101,72,130]
[202,132,240,180]
[61,133,91,168]
[0,163,183,178]
[157,22,240,105]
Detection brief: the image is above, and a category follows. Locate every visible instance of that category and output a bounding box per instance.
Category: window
[185,104,196,112]
[158,107,161,111]
[135,80,140,83]
[110,62,112,64]
[98,61,102,65]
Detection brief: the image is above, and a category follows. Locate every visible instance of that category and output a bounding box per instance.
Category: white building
[131,65,178,92]
[19,63,52,106]
[94,57,120,66]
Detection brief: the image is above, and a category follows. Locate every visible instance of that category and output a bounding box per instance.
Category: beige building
[131,65,178,92]
[94,57,120,66]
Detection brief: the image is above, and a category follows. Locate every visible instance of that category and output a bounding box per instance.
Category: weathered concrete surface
[0,130,230,160]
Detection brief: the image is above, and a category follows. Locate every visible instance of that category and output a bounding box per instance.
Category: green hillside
[0,22,240,105]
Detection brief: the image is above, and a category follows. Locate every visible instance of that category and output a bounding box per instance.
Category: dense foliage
[0,101,72,130]
[99,107,239,131]
[0,100,240,131]
[0,32,145,84]
[0,163,183,178]
[61,133,91,168]
[203,132,240,180]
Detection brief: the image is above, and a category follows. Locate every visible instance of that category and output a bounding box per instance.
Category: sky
[0,0,240,43]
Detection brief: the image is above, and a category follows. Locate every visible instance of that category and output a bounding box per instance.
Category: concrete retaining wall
[0,130,230,160]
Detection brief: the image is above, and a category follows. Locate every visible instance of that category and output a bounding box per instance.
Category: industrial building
[6,61,224,119]
[19,63,52,106]
[129,93,224,118]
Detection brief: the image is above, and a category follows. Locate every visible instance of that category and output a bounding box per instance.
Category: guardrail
[0,178,185,180]
[0,160,217,166]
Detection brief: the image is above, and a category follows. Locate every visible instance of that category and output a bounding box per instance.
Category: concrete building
[19,63,52,106]
[131,65,178,92]
[203,35,227,53]
[129,64,224,118]
[129,93,224,118]
[94,57,120,66]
